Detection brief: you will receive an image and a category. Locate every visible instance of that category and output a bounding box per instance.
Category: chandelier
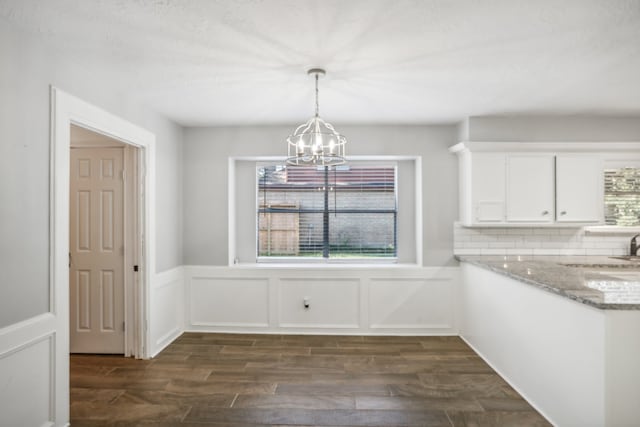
[286,68,347,166]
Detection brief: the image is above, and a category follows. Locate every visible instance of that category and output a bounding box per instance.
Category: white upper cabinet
[555,155,603,223]
[450,142,608,227]
[471,153,506,223]
[506,155,555,223]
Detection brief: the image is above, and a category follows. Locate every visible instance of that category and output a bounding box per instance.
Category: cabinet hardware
[560,211,567,215]
[542,211,549,215]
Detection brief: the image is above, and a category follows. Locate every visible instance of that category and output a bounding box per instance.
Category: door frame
[50,87,156,423]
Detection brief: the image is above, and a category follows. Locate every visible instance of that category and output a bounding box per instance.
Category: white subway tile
[505,228,533,235]
[462,242,490,248]
[532,229,556,235]
[470,235,499,242]
[454,248,480,255]
[480,248,508,255]
[556,229,581,236]
[583,249,614,256]
[506,248,534,255]
[498,236,524,243]
[533,248,562,255]
[520,241,543,248]
[561,248,587,255]
[489,242,516,248]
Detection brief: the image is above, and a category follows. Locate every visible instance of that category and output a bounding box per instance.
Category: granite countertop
[456,255,640,310]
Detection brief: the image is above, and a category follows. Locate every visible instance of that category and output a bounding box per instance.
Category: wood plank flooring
[70,333,551,426]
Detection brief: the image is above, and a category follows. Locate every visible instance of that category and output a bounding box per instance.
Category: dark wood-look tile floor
[70,333,551,427]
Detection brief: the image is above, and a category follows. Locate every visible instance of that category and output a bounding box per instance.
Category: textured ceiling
[2,0,640,126]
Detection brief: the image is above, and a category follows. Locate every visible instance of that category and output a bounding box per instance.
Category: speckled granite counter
[456,255,640,310]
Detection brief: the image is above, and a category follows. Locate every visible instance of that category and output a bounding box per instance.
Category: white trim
[228,157,237,266]
[415,156,423,265]
[229,155,423,266]
[0,313,56,427]
[220,263,423,270]
[50,87,156,425]
[148,266,185,357]
[450,141,640,153]
[585,226,640,235]
[123,144,137,357]
[0,313,56,359]
[460,335,556,426]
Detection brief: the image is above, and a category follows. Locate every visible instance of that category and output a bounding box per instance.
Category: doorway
[69,125,141,354]
[51,87,156,423]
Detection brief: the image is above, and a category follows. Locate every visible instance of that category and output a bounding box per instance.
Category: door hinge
[134,265,139,272]
[122,321,125,332]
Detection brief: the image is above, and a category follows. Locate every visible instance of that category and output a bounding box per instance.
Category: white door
[70,147,125,353]
[506,154,555,223]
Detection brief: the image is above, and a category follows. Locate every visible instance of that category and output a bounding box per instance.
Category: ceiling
[2,0,640,126]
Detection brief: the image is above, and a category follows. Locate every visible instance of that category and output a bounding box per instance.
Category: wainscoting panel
[149,267,185,357]
[184,266,459,335]
[369,277,455,330]
[190,275,270,328]
[278,278,360,328]
[0,313,55,427]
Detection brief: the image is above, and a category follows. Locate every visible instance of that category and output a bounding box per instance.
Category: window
[257,163,397,261]
[604,166,640,226]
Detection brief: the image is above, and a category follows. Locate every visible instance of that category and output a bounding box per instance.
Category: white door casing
[51,87,155,425]
[70,147,125,353]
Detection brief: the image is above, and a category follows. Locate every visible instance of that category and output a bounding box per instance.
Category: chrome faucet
[631,234,640,256]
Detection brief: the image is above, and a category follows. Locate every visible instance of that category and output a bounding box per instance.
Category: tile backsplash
[453,223,635,256]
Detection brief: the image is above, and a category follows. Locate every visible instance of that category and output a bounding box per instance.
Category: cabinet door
[556,155,603,223]
[506,155,555,223]
[472,153,506,223]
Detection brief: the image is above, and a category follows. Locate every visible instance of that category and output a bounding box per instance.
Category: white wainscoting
[185,266,459,335]
[0,313,57,427]
[149,267,184,357]
[369,277,455,330]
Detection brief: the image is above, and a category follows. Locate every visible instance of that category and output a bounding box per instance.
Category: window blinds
[257,164,397,259]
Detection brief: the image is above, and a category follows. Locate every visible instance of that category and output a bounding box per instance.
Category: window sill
[231,262,423,269]
[584,226,640,235]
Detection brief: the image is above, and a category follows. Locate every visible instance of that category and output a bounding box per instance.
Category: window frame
[255,160,399,264]
[228,155,422,267]
[585,157,640,234]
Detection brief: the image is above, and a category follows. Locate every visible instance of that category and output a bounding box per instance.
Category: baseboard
[459,335,556,427]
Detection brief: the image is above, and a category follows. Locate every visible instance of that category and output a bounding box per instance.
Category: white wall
[183,125,458,266]
[0,20,184,427]
[0,21,183,329]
